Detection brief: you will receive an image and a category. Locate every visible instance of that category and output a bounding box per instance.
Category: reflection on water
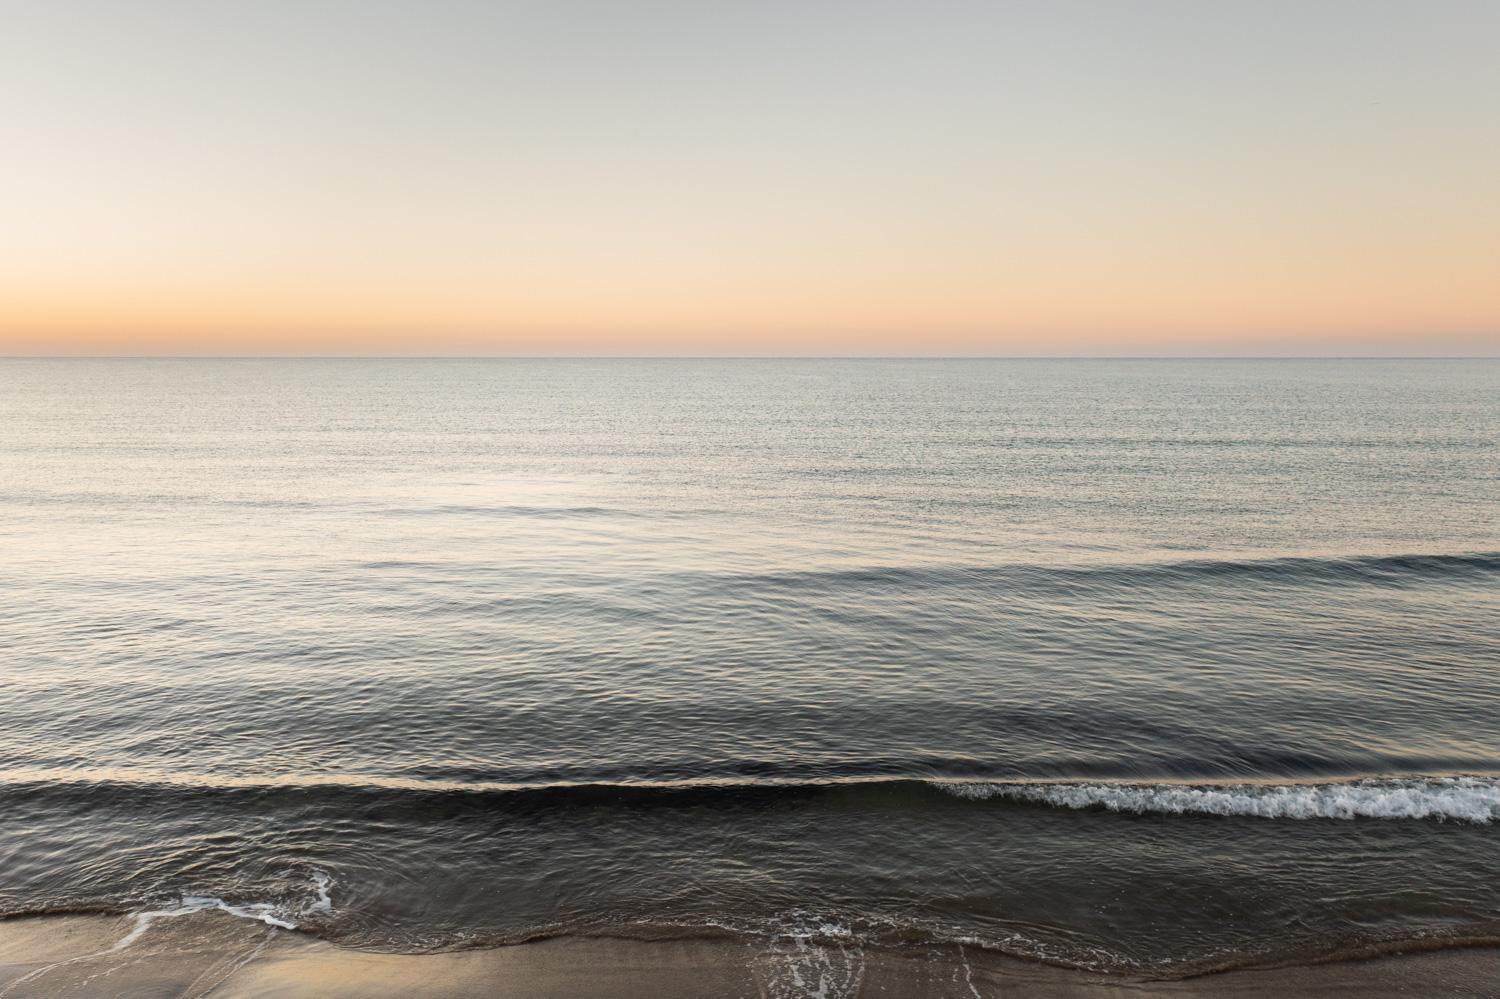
[1,358,1498,972]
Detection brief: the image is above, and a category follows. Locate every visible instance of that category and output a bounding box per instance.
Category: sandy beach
[1,914,1497,998]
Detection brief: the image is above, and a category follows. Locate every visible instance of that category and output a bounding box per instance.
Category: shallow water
[2,358,1498,974]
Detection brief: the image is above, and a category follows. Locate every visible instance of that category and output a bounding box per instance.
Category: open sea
[2,358,1498,981]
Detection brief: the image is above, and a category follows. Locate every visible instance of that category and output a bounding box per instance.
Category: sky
[2,0,1497,356]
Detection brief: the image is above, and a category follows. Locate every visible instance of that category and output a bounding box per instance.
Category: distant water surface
[2,359,1498,976]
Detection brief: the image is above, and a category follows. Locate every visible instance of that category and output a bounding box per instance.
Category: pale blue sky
[3,1,1497,354]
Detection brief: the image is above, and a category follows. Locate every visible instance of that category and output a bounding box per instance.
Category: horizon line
[3,354,1499,362]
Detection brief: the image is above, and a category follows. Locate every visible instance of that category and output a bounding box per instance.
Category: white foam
[934,777,1500,823]
[112,869,333,953]
[762,924,863,999]
[301,869,334,917]
[0,872,332,997]
[111,896,294,953]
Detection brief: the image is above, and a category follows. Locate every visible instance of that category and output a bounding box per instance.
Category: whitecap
[933,777,1500,823]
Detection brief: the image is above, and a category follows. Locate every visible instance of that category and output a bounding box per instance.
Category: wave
[334,550,1500,590]
[1108,550,1500,585]
[379,503,671,520]
[1101,550,1500,585]
[4,767,1498,822]
[0,872,334,997]
[6,901,1500,982]
[113,870,333,954]
[934,777,1500,823]
[689,550,1500,594]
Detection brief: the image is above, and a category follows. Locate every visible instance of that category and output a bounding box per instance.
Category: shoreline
[3,915,1498,998]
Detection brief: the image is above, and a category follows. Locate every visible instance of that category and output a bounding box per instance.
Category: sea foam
[934,777,1500,823]
[111,869,333,952]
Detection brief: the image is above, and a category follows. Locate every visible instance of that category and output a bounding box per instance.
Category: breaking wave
[6,769,1500,823]
[935,777,1500,823]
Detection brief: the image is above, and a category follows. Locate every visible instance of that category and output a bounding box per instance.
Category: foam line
[935,777,1500,822]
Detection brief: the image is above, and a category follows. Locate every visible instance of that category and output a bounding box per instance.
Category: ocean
[2,358,1498,981]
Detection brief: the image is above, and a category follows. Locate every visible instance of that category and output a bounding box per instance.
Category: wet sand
[1,914,1497,998]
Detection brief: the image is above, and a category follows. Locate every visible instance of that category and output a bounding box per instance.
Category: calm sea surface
[2,358,1498,976]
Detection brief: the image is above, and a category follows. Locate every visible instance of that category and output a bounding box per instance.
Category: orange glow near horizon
[2,2,1497,356]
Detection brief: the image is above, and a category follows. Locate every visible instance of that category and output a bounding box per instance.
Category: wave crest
[935,777,1500,823]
